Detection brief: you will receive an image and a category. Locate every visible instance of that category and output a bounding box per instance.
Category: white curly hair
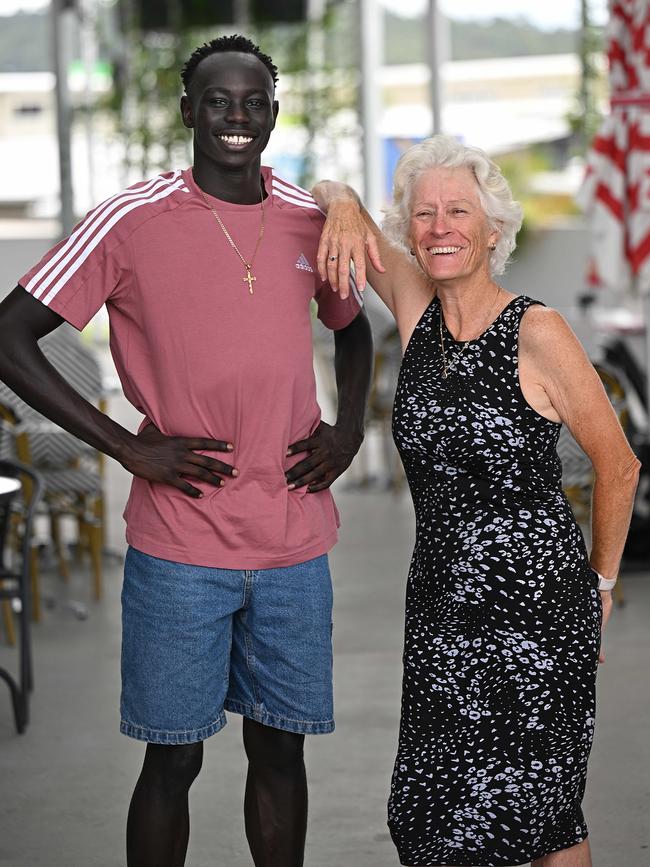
[382,135,523,277]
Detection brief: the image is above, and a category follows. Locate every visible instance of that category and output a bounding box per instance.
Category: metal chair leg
[0,669,27,734]
[50,511,71,582]
[29,546,41,623]
[1,594,16,646]
[89,522,102,601]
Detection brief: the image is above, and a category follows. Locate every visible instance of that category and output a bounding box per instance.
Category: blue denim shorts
[120,547,334,744]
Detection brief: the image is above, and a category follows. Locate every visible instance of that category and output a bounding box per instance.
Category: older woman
[312,136,640,867]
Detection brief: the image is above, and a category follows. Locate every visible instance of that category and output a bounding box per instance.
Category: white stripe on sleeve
[348,269,364,308]
[27,172,183,300]
[272,176,315,203]
[272,187,324,213]
[41,178,187,306]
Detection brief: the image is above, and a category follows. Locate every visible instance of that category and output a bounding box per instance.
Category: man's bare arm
[0,286,235,497]
[285,308,373,491]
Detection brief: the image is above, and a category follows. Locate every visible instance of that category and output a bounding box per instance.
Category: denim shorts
[120,547,334,744]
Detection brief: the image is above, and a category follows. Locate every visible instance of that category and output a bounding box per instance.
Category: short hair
[382,135,523,277]
[181,34,278,94]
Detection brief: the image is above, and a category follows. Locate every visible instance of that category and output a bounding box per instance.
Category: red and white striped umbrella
[578,0,650,295]
[577,0,650,431]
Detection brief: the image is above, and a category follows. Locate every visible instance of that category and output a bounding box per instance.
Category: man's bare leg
[243,718,308,867]
[126,742,203,867]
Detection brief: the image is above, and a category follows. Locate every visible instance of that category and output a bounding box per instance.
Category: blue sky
[0,0,610,28]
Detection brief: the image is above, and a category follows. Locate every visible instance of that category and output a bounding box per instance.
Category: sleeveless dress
[388,295,602,867]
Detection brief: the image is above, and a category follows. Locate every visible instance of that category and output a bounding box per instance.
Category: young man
[0,35,373,866]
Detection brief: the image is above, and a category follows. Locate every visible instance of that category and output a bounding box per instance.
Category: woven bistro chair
[0,325,106,614]
[0,459,44,733]
[368,324,405,491]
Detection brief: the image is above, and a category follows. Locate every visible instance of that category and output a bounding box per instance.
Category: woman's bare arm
[312,180,434,344]
[520,305,641,660]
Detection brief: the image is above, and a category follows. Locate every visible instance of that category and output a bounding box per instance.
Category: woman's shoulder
[517,298,582,359]
[519,298,567,326]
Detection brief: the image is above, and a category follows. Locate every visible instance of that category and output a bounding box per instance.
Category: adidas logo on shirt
[295,252,314,272]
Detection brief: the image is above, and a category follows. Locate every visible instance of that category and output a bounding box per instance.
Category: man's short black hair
[181,34,278,94]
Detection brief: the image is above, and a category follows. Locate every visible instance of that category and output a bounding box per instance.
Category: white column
[80,0,97,208]
[427,0,449,135]
[51,0,76,236]
[234,0,251,27]
[360,0,385,217]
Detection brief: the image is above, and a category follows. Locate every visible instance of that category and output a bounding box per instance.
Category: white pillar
[51,0,76,236]
[80,0,97,208]
[234,0,251,27]
[360,0,385,218]
[427,0,448,135]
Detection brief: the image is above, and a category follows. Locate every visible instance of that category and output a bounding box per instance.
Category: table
[0,477,21,498]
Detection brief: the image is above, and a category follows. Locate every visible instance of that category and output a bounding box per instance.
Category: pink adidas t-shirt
[20,166,363,568]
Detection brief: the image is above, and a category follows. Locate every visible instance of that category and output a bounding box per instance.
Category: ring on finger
[328,254,339,262]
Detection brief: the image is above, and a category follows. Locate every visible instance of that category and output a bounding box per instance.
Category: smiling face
[407,166,499,286]
[180,51,278,174]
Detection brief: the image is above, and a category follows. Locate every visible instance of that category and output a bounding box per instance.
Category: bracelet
[592,569,617,591]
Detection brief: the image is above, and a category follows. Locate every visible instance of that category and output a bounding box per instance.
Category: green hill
[0,11,51,72]
[0,8,599,74]
[384,12,591,65]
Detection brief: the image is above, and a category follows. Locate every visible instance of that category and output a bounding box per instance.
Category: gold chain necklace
[439,286,502,379]
[199,186,265,294]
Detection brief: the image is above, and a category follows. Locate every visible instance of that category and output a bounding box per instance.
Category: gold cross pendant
[243,268,256,294]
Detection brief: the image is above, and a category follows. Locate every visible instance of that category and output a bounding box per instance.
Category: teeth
[429,246,462,255]
[219,135,253,145]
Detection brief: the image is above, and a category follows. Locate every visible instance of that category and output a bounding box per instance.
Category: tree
[568,0,603,154]
[106,0,358,187]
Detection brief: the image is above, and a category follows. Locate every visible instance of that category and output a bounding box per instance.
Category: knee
[142,742,203,795]
[243,719,304,772]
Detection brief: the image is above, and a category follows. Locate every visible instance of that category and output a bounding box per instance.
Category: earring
[489,243,497,251]
[409,248,415,256]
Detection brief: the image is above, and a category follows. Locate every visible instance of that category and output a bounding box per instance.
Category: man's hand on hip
[121,423,237,498]
[285,421,363,493]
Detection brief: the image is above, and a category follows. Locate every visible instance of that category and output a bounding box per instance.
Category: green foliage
[498,146,580,241]
[103,1,360,186]
[103,28,198,177]
[0,4,607,191]
[246,6,360,187]
[567,0,604,155]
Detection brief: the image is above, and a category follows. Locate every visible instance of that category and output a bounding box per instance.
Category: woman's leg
[126,741,203,867]
[532,838,592,867]
[404,844,591,867]
[243,718,308,867]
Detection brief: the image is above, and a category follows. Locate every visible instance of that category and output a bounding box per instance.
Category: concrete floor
[0,389,649,866]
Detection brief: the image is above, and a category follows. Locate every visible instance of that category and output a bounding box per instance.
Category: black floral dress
[388,295,602,866]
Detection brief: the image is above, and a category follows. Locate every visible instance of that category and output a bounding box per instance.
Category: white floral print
[388,296,602,867]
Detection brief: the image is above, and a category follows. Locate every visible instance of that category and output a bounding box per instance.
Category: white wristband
[592,570,617,591]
